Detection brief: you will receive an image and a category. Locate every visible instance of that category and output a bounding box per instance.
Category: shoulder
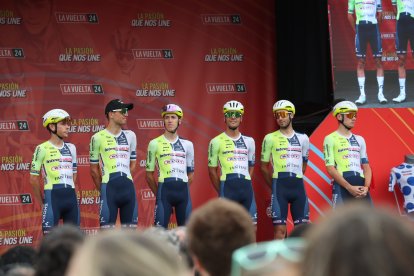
[295,132,309,140]
[179,137,194,146]
[123,130,136,138]
[65,142,76,150]
[210,133,224,143]
[241,134,255,143]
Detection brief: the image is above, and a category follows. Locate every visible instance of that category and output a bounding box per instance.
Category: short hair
[187,198,255,276]
[35,225,84,276]
[0,246,36,269]
[66,229,189,276]
[302,203,414,276]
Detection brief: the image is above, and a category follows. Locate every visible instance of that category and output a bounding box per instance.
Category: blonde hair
[67,229,189,276]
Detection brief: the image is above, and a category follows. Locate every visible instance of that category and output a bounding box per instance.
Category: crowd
[1,199,414,276]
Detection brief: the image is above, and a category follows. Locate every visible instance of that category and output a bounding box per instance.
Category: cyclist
[30,109,80,234]
[261,100,310,239]
[323,100,372,207]
[89,99,138,228]
[348,0,386,104]
[146,104,194,228]
[392,0,414,103]
[208,100,257,224]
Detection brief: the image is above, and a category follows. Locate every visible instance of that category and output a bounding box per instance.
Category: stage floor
[334,70,414,108]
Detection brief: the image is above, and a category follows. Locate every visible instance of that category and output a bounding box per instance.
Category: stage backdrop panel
[0,0,276,252]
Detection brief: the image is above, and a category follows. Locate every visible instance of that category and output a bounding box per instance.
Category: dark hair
[187,198,255,276]
[0,246,36,273]
[35,225,84,276]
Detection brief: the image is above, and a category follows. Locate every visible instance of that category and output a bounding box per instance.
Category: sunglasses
[231,238,306,276]
[225,111,242,118]
[343,112,357,119]
[112,108,128,115]
[274,111,291,119]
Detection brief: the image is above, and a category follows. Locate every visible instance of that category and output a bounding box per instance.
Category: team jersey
[392,0,414,19]
[261,130,309,178]
[323,131,368,176]
[30,141,77,190]
[348,0,382,24]
[146,135,194,182]
[208,133,255,181]
[89,129,137,183]
[389,162,414,213]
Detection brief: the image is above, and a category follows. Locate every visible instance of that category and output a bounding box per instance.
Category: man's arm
[326,165,364,197]
[29,174,43,208]
[90,164,102,190]
[187,172,194,185]
[145,171,158,194]
[208,166,221,193]
[347,13,356,31]
[249,166,254,178]
[360,163,372,196]
[260,161,272,189]
[130,160,137,174]
[302,162,308,174]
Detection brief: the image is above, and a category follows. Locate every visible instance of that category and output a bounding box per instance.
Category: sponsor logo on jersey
[55,12,98,23]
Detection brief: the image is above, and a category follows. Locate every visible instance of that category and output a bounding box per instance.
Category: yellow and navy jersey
[89,129,137,183]
[208,132,255,181]
[146,135,194,182]
[30,141,77,190]
[323,131,368,176]
[261,130,309,178]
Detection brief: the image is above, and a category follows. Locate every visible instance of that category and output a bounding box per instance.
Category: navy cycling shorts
[270,177,309,226]
[100,175,138,228]
[154,179,191,228]
[220,177,257,224]
[355,23,382,58]
[332,175,372,208]
[42,187,80,234]
[396,13,414,54]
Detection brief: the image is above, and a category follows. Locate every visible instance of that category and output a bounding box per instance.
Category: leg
[174,182,191,226]
[100,183,118,228]
[394,54,407,102]
[119,179,138,228]
[42,190,56,235]
[62,189,80,227]
[355,58,367,105]
[271,179,288,239]
[154,182,172,228]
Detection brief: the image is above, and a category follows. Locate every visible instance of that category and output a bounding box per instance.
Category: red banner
[0,0,276,252]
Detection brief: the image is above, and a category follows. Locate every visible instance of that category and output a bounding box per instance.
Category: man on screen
[348,0,387,105]
[392,0,414,103]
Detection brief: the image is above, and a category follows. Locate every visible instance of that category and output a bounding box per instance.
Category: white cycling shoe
[378,93,387,104]
[355,94,366,105]
[392,93,406,103]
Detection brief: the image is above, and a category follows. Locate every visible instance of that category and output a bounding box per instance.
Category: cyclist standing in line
[323,100,372,207]
[208,100,257,225]
[260,100,310,239]
[30,109,80,234]
[89,99,138,228]
[146,104,194,228]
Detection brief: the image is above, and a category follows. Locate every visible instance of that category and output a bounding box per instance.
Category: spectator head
[301,203,414,276]
[0,246,36,274]
[187,198,256,276]
[35,224,84,276]
[66,229,189,276]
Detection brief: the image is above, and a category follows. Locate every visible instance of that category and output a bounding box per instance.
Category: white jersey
[389,163,414,213]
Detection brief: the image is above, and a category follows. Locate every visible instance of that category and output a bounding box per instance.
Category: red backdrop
[0,0,276,252]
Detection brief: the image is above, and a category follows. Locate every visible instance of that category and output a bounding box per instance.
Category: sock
[377,76,384,94]
[358,77,365,96]
[399,78,406,95]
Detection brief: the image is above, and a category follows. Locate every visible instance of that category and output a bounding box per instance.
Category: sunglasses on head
[343,112,357,119]
[231,238,306,276]
[225,111,242,118]
[112,108,128,115]
[274,110,291,119]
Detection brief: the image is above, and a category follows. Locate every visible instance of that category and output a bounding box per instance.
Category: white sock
[358,77,365,96]
[377,76,384,94]
[399,78,406,95]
